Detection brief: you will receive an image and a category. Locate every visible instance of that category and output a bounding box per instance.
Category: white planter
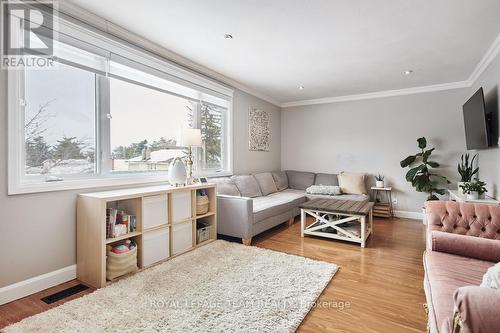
[458,182,470,194]
[376,180,385,188]
[466,191,479,200]
[168,158,187,186]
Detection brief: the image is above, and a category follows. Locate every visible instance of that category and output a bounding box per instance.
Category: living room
[1,1,499,332]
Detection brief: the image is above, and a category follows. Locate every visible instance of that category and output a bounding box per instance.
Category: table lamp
[181,128,202,184]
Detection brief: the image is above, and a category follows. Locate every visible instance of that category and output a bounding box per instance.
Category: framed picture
[248,107,270,151]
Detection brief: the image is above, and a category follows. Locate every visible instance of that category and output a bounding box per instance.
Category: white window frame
[8,11,233,195]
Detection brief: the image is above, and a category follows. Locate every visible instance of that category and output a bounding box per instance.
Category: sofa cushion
[286,170,316,190]
[231,175,262,198]
[338,171,367,195]
[209,177,241,196]
[314,173,339,186]
[253,172,278,196]
[271,171,288,191]
[306,185,341,196]
[252,189,307,223]
[424,251,492,333]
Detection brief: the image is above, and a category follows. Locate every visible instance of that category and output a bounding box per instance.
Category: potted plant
[374,174,385,188]
[400,137,450,201]
[460,180,487,200]
[457,153,478,193]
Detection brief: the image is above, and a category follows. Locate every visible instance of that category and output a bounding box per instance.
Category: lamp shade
[181,128,202,147]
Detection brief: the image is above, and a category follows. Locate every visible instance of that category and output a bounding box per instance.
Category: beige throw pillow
[338,172,366,195]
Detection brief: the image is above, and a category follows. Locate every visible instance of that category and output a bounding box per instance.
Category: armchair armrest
[431,231,500,262]
[452,286,500,333]
[216,195,253,239]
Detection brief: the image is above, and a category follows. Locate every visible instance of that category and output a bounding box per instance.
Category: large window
[109,77,189,173]
[8,11,232,194]
[24,62,97,177]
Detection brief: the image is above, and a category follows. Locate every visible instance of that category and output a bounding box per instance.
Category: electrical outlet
[392,196,398,205]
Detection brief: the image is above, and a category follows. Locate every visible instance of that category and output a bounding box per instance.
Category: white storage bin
[142,194,168,229]
[142,228,170,266]
[172,221,193,255]
[172,191,192,223]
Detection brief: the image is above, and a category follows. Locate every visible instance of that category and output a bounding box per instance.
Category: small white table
[371,186,394,218]
[448,190,500,204]
[300,199,374,248]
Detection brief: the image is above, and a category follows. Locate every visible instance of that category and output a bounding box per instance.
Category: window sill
[8,171,230,195]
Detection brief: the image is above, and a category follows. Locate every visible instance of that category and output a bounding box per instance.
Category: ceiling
[68,0,500,105]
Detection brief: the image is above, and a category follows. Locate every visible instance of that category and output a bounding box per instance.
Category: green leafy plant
[374,174,384,181]
[458,153,478,182]
[400,137,450,200]
[460,180,487,195]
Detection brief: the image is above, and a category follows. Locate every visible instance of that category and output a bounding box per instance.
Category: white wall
[470,52,500,199]
[281,89,469,212]
[232,90,281,174]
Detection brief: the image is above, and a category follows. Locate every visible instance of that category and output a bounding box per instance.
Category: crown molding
[280,80,471,108]
[467,33,500,84]
[57,2,281,107]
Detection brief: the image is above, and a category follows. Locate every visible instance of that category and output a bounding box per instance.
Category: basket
[196,195,209,215]
[106,246,138,280]
[197,225,211,243]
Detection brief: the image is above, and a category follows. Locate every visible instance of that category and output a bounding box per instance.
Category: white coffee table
[300,199,374,248]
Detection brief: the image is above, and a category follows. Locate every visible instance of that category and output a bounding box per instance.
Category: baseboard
[0,265,76,305]
[393,210,424,220]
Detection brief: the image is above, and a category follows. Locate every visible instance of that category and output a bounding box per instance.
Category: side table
[371,186,393,218]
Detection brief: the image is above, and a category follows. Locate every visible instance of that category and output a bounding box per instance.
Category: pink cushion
[425,201,500,240]
[454,286,500,333]
[423,251,492,333]
[431,231,500,262]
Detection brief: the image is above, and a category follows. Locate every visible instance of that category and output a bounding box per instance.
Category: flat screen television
[462,88,489,150]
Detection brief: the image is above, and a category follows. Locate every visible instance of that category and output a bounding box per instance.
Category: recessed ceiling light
[224,34,233,40]
[298,85,305,90]
[403,70,414,75]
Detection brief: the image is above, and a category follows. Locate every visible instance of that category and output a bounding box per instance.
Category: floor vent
[41,284,89,304]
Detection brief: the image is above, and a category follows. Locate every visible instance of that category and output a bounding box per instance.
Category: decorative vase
[376,180,384,188]
[466,191,479,200]
[168,157,187,186]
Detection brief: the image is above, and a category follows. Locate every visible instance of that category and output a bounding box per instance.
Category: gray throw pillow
[315,173,339,186]
[286,170,316,190]
[253,172,278,196]
[231,175,263,198]
[272,171,288,191]
[209,178,241,196]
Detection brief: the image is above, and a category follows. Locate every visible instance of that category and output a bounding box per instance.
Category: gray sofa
[210,170,369,245]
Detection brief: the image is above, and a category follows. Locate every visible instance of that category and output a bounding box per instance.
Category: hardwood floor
[0,217,427,332]
[253,217,427,333]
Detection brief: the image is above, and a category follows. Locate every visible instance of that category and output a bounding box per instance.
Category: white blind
[109,55,230,108]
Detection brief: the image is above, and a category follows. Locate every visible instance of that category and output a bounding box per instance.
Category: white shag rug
[4,240,338,333]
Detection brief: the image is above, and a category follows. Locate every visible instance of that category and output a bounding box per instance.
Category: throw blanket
[481,262,500,289]
[306,185,342,196]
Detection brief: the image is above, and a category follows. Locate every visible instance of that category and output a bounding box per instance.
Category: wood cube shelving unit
[77,183,216,288]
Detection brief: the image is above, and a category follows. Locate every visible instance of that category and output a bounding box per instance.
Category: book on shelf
[106,208,137,239]
[106,208,118,238]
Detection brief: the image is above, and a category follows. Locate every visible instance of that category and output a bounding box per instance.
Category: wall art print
[248,108,270,151]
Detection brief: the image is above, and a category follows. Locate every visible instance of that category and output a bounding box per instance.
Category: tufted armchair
[423,201,500,333]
